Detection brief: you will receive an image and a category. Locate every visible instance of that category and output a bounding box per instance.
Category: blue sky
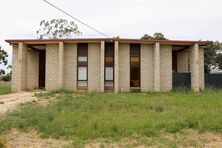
[1,0,222,72]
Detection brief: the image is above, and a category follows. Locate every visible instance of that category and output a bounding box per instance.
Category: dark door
[39,50,46,88]
[172,51,177,72]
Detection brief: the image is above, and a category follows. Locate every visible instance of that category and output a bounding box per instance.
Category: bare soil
[4,128,70,148]
[0,92,38,116]
[85,130,222,148]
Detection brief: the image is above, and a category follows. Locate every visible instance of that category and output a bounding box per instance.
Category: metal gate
[205,73,222,88]
[173,72,191,90]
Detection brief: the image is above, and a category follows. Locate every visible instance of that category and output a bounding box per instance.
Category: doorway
[39,50,46,88]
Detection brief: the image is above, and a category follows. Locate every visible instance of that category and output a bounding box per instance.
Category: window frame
[130,44,141,88]
[104,43,115,90]
[77,43,88,89]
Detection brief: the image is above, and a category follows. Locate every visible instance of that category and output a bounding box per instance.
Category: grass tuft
[0,83,11,96]
[0,136,6,148]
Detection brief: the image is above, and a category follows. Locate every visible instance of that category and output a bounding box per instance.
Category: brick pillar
[100,41,105,92]
[154,42,160,91]
[11,42,27,92]
[58,42,64,88]
[114,41,119,93]
[199,47,205,91]
[190,43,200,92]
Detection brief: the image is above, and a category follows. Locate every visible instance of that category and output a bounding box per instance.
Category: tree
[152,33,168,40]
[204,41,222,73]
[7,65,12,75]
[141,33,168,40]
[113,36,120,39]
[215,53,222,70]
[141,34,152,40]
[37,19,81,39]
[0,46,8,75]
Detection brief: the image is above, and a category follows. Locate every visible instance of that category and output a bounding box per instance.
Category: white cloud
[0,0,222,72]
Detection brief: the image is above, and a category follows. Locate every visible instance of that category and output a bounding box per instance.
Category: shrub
[2,74,11,81]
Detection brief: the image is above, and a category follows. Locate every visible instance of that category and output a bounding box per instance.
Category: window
[78,67,87,80]
[77,43,88,88]
[130,44,140,87]
[105,43,114,90]
[105,67,113,80]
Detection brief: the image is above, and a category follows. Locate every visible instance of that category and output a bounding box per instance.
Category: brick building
[6,38,208,93]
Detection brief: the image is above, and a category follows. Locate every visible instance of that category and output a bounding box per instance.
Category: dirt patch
[85,130,222,148]
[1,129,222,148]
[0,91,39,116]
[201,132,222,148]
[3,128,70,148]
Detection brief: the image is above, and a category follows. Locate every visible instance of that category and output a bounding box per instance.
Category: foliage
[2,74,11,81]
[215,53,222,70]
[113,36,120,39]
[204,41,222,73]
[1,89,222,146]
[7,65,12,75]
[141,34,153,40]
[141,33,168,40]
[0,46,8,75]
[37,19,81,39]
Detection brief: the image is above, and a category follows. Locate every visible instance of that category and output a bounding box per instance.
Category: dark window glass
[172,51,177,72]
[130,44,140,87]
[105,43,114,56]
[78,44,88,56]
[130,44,140,56]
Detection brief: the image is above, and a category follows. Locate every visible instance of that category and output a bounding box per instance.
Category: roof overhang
[5,38,209,46]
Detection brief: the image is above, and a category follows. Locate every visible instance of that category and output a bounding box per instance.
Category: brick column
[114,41,119,93]
[154,42,160,91]
[190,43,200,92]
[58,42,64,88]
[100,41,105,92]
[199,47,205,91]
[11,42,27,92]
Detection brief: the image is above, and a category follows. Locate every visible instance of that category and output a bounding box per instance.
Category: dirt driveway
[0,91,39,116]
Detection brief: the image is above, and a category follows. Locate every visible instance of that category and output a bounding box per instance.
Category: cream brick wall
[154,42,160,91]
[189,44,200,92]
[27,50,39,90]
[100,41,105,92]
[20,43,28,91]
[64,43,77,91]
[160,45,172,92]
[11,43,28,92]
[119,43,130,92]
[141,44,154,92]
[46,44,59,90]
[114,41,119,93]
[177,51,189,72]
[11,41,205,93]
[58,42,64,88]
[88,43,101,91]
[11,45,19,92]
[199,47,205,91]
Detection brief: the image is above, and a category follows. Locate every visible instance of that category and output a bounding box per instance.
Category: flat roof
[5,38,209,46]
